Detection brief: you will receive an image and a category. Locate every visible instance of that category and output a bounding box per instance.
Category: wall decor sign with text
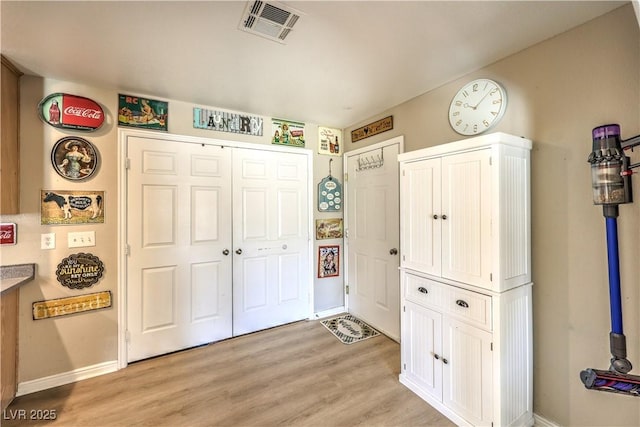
[351,116,393,143]
[315,218,343,240]
[33,291,112,320]
[272,119,305,147]
[55,252,105,290]
[318,126,342,156]
[0,223,17,245]
[118,94,168,131]
[318,245,340,278]
[41,190,104,225]
[318,176,342,212]
[193,107,264,136]
[37,93,105,131]
[51,136,99,181]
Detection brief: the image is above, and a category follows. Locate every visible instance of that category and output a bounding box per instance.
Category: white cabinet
[399,132,531,293]
[398,133,533,427]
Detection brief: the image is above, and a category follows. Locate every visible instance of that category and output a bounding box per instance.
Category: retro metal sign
[38,93,105,131]
[0,223,17,245]
[55,252,104,289]
[33,291,112,320]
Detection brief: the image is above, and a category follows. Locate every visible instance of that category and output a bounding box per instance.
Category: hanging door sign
[55,253,105,290]
[38,93,105,131]
[318,176,342,211]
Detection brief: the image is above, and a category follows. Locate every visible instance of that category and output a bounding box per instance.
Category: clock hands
[471,89,493,109]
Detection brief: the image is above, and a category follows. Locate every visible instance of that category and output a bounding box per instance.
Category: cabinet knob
[417,287,428,294]
[441,214,447,220]
[442,357,448,364]
[434,353,440,360]
[222,249,230,256]
[433,214,439,220]
[389,248,398,255]
[236,248,243,255]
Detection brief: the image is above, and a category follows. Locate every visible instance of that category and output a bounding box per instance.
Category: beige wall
[0,77,345,384]
[345,5,640,426]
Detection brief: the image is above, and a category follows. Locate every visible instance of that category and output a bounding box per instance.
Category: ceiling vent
[239,1,302,43]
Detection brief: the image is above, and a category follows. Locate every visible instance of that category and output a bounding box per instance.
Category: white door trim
[118,128,313,369]
[342,135,404,314]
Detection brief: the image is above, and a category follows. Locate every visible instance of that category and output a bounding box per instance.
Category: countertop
[0,263,36,294]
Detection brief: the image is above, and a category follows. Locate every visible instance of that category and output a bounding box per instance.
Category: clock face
[448,79,507,136]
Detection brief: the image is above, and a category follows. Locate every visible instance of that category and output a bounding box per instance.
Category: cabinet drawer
[403,273,447,310]
[445,287,492,330]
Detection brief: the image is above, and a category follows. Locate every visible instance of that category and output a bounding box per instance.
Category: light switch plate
[41,233,55,250]
[68,231,96,248]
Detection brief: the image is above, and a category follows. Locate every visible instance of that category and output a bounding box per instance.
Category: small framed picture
[51,136,99,181]
[318,245,339,278]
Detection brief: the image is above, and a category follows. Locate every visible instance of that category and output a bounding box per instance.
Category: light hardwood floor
[3,318,454,427]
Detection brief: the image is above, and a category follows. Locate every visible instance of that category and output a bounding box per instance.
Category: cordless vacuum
[581,124,640,396]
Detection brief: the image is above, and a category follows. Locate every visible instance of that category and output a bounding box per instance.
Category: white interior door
[345,136,402,340]
[232,147,311,335]
[126,136,233,362]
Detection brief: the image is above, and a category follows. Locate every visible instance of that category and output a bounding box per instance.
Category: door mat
[320,314,380,345]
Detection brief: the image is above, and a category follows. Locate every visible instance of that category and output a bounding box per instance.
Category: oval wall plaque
[51,136,100,181]
[38,93,105,131]
[55,253,105,290]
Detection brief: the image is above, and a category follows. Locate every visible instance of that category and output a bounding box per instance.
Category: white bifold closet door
[127,137,233,363]
[126,136,310,363]
[232,147,310,336]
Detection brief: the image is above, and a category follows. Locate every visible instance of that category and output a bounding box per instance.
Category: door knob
[222,249,230,256]
[236,249,243,255]
[389,248,398,255]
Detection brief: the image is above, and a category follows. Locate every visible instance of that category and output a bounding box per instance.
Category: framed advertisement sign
[51,136,99,181]
[118,94,168,131]
[318,127,341,156]
[272,119,305,147]
[318,245,339,278]
[41,190,104,225]
[37,93,105,131]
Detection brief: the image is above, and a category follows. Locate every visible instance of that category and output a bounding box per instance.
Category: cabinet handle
[456,299,469,308]
[417,287,428,294]
[389,248,398,255]
[236,249,243,255]
[433,214,439,219]
[442,357,448,364]
[434,353,440,360]
[222,249,230,256]
[441,214,447,220]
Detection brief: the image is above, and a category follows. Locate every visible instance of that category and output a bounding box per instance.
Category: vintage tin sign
[351,115,393,143]
[193,107,263,136]
[55,252,104,289]
[51,136,99,181]
[118,94,168,131]
[0,223,17,245]
[272,119,305,147]
[38,93,105,131]
[33,291,112,320]
[318,175,342,212]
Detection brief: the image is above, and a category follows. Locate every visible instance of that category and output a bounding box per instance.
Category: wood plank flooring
[3,318,454,427]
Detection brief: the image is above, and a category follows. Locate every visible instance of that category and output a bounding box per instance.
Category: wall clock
[448,78,507,136]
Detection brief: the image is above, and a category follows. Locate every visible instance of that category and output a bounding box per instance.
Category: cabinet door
[402,300,442,400]
[441,150,492,287]
[400,158,441,275]
[442,317,493,426]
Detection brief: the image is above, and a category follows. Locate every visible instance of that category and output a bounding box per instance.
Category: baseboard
[313,306,345,319]
[16,360,118,397]
[533,413,561,427]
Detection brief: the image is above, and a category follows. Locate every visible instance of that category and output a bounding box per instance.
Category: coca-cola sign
[38,93,105,131]
[0,223,17,245]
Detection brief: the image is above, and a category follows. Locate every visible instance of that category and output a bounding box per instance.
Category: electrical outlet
[68,231,96,248]
[41,233,55,250]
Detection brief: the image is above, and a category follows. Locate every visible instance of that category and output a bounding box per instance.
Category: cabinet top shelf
[398,132,531,163]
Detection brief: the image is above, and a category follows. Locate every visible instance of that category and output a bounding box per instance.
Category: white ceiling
[0,1,628,129]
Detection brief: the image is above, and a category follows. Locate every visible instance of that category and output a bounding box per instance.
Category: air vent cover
[239,1,302,43]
